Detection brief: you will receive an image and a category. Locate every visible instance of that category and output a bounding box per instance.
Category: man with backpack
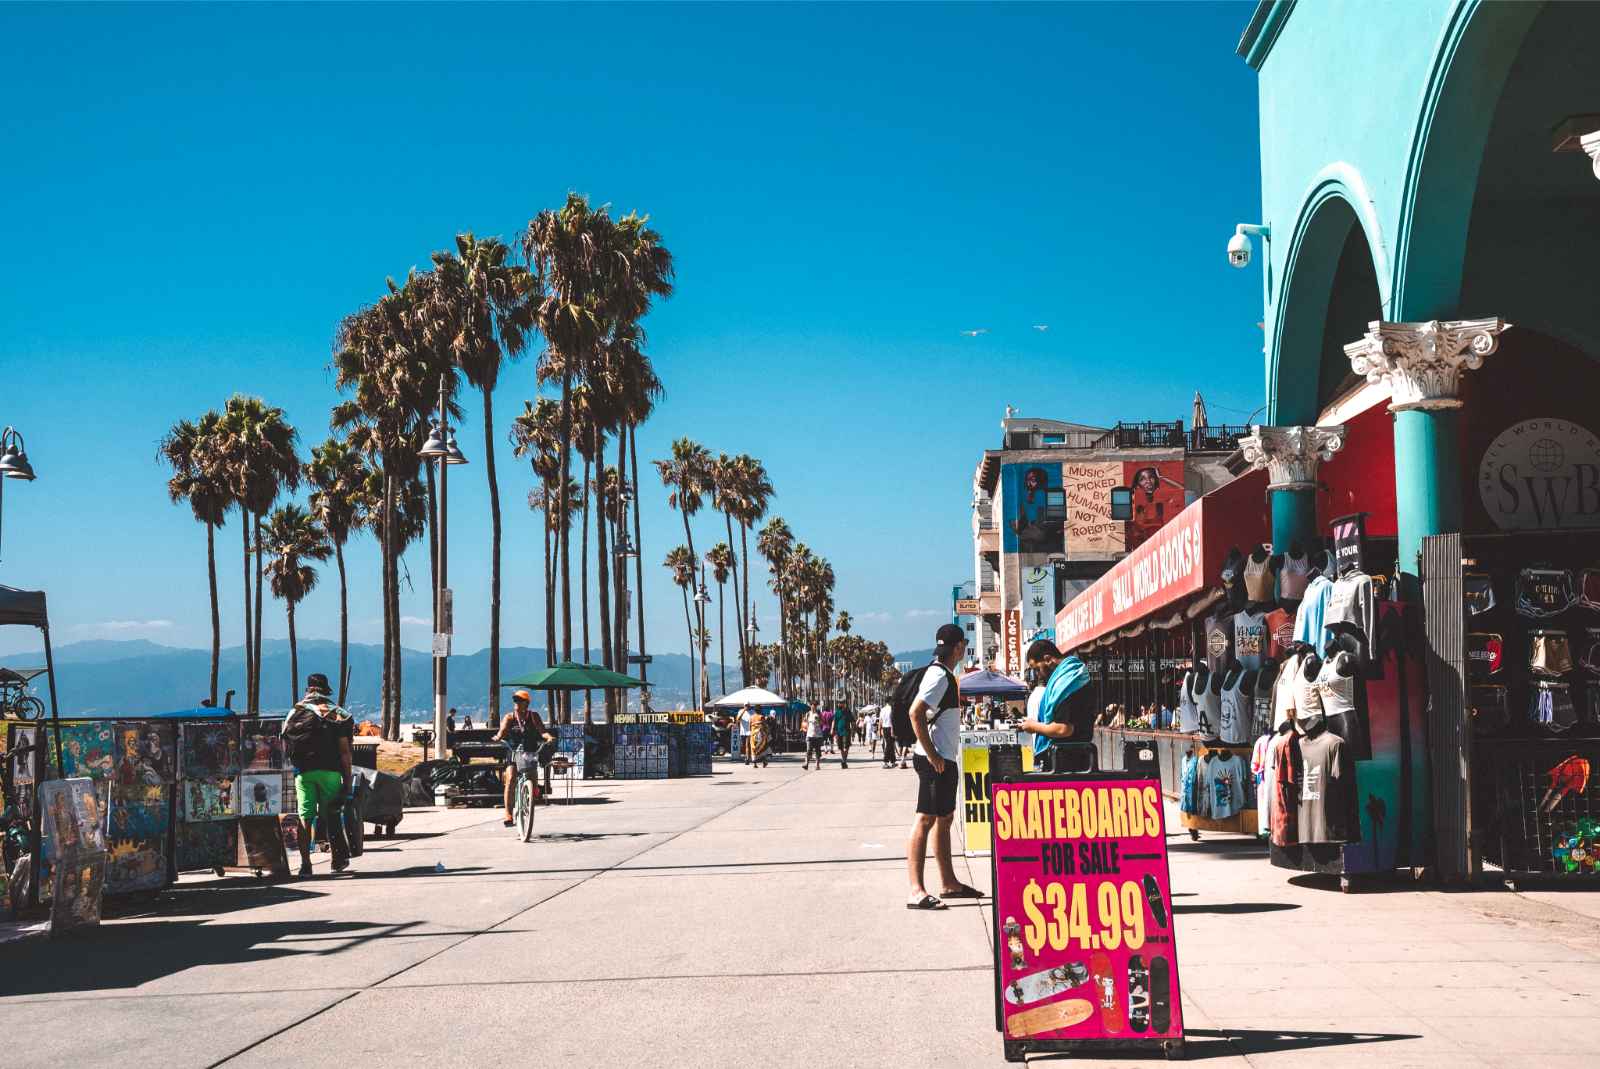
[897,624,982,910]
[280,673,354,877]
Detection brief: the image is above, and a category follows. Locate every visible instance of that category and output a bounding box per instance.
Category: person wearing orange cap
[493,690,555,826]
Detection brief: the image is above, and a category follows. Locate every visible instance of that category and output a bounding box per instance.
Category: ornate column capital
[1581,130,1600,182]
[1343,318,1511,412]
[1240,425,1346,491]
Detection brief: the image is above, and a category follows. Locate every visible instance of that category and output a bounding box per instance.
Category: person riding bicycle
[494,690,556,827]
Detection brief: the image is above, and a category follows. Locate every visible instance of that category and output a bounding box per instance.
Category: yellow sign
[960,734,1034,856]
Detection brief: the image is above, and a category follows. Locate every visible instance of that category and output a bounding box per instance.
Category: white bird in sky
[1032,324,1050,332]
[960,328,990,337]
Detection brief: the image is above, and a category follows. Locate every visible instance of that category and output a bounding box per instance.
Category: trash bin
[351,740,379,770]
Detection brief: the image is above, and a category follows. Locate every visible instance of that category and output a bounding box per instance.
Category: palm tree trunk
[594,426,614,720]
[483,388,503,730]
[718,580,727,695]
[426,461,438,729]
[542,501,554,668]
[724,511,746,684]
[380,521,391,733]
[739,522,753,685]
[336,540,349,707]
[629,425,648,690]
[383,469,398,739]
[581,452,591,723]
[679,585,694,697]
[241,518,253,710]
[287,601,298,707]
[207,519,220,705]
[557,372,574,665]
[677,510,701,704]
[253,511,265,713]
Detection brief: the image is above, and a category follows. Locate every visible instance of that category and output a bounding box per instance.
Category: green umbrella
[501,660,642,691]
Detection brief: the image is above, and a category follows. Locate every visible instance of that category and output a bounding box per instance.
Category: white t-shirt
[912,666,960,761]
[806,711,826,738]
[738,710,753,734]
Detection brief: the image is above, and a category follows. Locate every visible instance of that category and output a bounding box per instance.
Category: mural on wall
[1124,461,1188,552]
[1064,461,1125,559]
[1001,463,1065,554]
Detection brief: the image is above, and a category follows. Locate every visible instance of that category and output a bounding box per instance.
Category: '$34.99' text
[1020,878,1147,954]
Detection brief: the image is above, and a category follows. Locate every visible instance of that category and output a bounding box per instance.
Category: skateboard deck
[1005,997,1094,1039]
[1003,916,1026,971]
[1127,955,1150,1033]
[1004,962,1089,1006]
[1089,949,1124,1034]
[1150,955,1171,1033]
[1142,873,1169,928]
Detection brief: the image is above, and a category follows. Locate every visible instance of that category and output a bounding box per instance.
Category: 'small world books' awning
[1054,470,1268,652]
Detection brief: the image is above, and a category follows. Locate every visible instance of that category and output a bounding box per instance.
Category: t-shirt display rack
[1448,531,1600,886]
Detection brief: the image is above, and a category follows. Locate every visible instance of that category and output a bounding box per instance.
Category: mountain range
[2,639,928,719]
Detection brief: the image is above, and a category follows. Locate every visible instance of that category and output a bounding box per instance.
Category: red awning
[1054,471,1268,651]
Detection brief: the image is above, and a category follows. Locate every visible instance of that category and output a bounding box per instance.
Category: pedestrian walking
[738,704,754,764]
[748,707,772,768]
[280,673,354,877]
[880,704,897,768]
[832,704,856,768]
[905,624,982,910]
[820,707,835,754]
[803,707,827,770]
[866,709,880,756]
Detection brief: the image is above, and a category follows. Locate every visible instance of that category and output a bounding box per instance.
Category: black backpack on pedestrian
[889,661,956,745]
[281,705,326,769]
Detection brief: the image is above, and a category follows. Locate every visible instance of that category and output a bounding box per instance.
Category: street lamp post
[614,530,638,714]
[744,615,759,687]
[419,378,467,754]
[693,564,711,709]
[0,426,39,564]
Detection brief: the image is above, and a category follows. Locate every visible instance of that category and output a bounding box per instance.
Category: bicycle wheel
[517,775,537,842]
[13,696,44,721]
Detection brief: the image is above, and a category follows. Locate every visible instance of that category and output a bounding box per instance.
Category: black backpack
[890,662,956,745]
[281,705,326,768]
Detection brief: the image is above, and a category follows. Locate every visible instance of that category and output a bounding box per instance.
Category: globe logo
[1530,439,1565,472]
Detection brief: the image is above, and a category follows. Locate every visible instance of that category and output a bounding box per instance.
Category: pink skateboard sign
[990,775,1183,1059]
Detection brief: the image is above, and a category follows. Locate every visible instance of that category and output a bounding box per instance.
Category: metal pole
[432,376,450,755]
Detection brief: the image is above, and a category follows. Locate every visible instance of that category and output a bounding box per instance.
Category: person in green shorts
[280,673,354,877]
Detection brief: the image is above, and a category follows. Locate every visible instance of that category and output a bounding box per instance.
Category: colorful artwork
[40,778,106,861]
[106,836,167,893]
[239,816,290,876]
[183,777,236,822]
[239,772,283,816]
[7,723,39,783]
[1002,463,1066,554]
[56,721,115,779]
[1123,461,1187,553]
[1553,819,1600,874]
[50,851,107,933]
[1021,558,1056,643]
[112,721,175,790]
[239,720,284,771]
[176,819,236,872]
[279,813,303,855]
[108,794,170,841]
[182,722,240,780]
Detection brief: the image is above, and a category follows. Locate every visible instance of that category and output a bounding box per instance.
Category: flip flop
[939,883,985,899]
[502,818,515,827]
[906,894,947,910]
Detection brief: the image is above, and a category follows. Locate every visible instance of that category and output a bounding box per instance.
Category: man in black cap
[280,672,354,876]
[905,623,981,909]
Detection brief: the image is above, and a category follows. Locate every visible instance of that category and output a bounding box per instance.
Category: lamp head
[418,423,448,459]
[0,446,35,481]
[444,435,469,466]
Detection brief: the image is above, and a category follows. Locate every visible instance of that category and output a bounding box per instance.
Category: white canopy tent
[706,685,788,709]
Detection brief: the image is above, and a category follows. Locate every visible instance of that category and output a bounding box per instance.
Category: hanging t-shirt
[1251,734,1272,836]
[1180,751,1202,815]
[1243,554,1275,603]
[1207,752,1246,819]
[1292,657,1325,720]
[1233,610,1268,670]
[1272,652,1301,731]
[1197,675,1222,739]
[1204,612,1234,674]
[1264,608,1295,661]
[1317,653,1360,751]
[1296,728,1349,843]
[1176,671,1201,734]
[1278,553,1313,600]
[1326,573,1376,647]
[1271,732,1300,847]
[1218,671,1251,745]
[1252,662,1277,739]
[1294,575,1334,649]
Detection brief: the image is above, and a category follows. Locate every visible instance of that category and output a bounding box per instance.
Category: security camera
[1227,231,1252,268]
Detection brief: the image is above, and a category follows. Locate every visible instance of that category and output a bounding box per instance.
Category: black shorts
[913,754,959,817]
[835,734,850,750]
[807,736,825,756]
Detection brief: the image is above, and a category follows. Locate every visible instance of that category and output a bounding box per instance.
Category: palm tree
[707,542,735,696]
[757,516,794,693]
[723,454,772,684]
[655,437,711,699]
[264,504,332,706]
[426,234,532,728]
[523,194,673,684]
[664,545,696,700]
[511,397,563,667]
[304,436,368,706]
[158,411,230,705]
[218,395,301,713]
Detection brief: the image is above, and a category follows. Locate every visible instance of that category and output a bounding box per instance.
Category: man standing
[803,706,827,770]
[832,704,856,769]
[738,704,754,764]
[1016,639,1094,772]
[865,707,880,757]
[880,704,896,768]
[906,624,981,909]
[280,673,354,877]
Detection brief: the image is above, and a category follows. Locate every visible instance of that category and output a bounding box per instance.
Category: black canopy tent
[0,584,62,773]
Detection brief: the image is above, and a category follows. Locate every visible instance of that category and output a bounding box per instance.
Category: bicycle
[0,668,46,721]
[511,760,542,842]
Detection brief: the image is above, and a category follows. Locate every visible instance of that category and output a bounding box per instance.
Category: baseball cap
[305,673,331,696]
[512,690,532,703]
[935,623,966,650]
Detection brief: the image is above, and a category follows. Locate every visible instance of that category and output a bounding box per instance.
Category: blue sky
[0,1,1262,662]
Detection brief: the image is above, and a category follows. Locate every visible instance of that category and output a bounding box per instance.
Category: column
[1239,424,1347,551]
[1342,317,1510,587]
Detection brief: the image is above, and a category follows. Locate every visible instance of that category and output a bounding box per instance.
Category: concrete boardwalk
[5,752,1600,1067]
